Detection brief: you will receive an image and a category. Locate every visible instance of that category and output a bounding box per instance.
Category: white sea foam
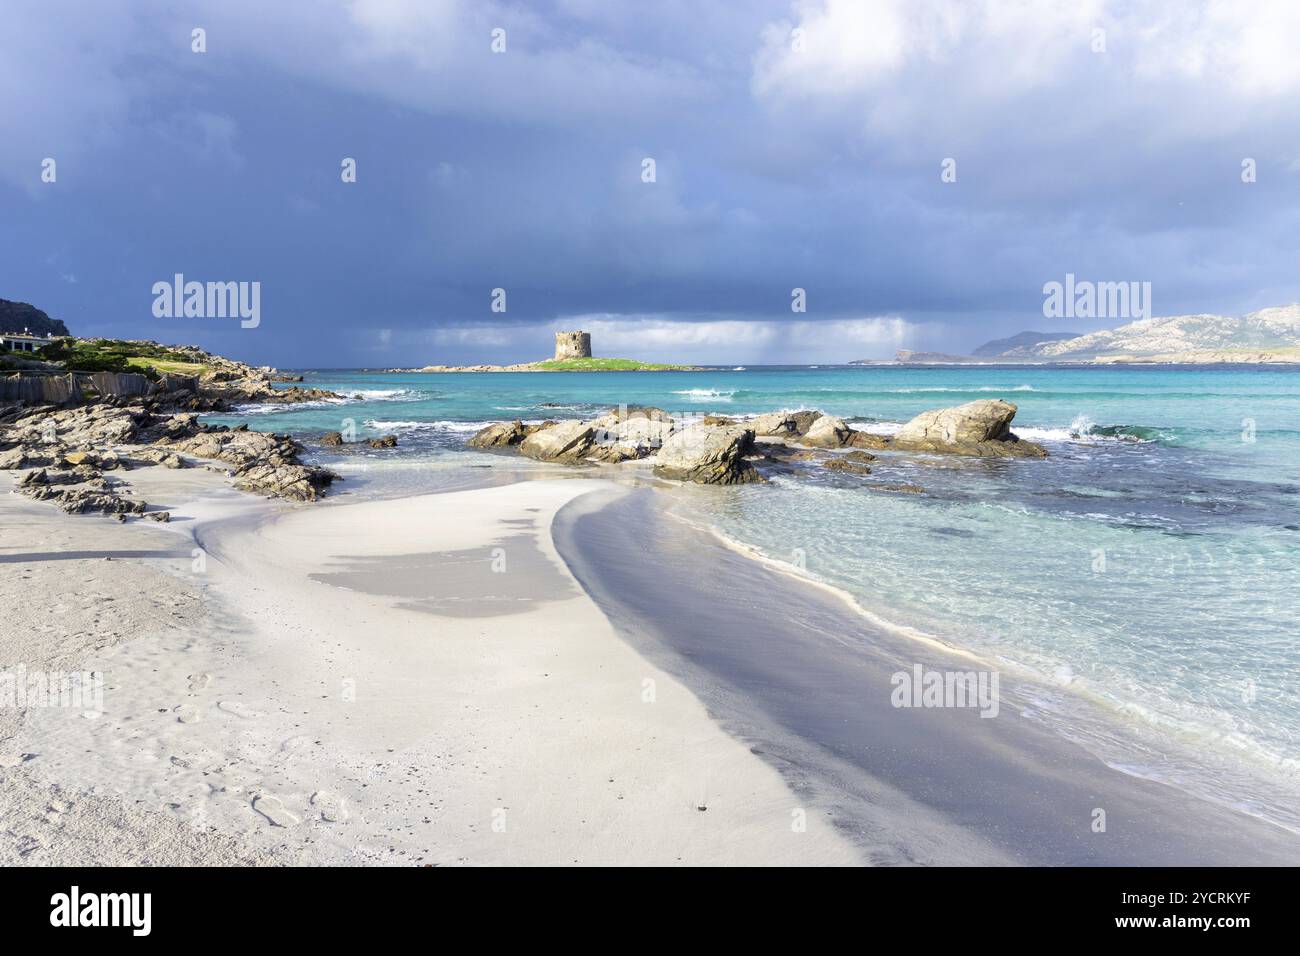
[233,399,345,414]
[348,388,424,401]
[891,385,1036,393]
[364,419,485,434]
[672,388,735,402]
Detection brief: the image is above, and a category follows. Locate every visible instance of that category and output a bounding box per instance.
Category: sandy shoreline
[1,467,856,865]
[4,458,1297,865]
[555,486,1300,864]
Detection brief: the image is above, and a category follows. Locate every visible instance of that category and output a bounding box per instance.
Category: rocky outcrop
[652,424,761,485]
[468,420,550,448]
[0,401,340,512]
[461,399,1045,485]
[230,461,336,501]
[750,409,822,438]
[0,298,70,337]
[518,419,598,463]
[896,399,1016,444]
[823,450,876,475]
[154,372,199,394]
[890,399,1046,458]
[586,409,678,462]
[801,415,855,448]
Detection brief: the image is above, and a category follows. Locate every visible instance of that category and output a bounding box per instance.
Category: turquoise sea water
[209,365,1300,828]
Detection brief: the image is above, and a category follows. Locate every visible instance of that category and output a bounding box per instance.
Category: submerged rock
[652,424,762,485]
[823,450,877,475]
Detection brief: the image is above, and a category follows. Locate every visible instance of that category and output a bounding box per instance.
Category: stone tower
[554,331,592,360]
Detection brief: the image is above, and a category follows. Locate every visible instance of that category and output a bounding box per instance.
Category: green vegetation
[124,355,210,377]
[531,357,694,371]
[35,339,205,380]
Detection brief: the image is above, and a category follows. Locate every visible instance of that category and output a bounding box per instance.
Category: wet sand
[553,484,1300,865]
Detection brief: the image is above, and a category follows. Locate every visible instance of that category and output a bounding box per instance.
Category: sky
[3,0,1300,367]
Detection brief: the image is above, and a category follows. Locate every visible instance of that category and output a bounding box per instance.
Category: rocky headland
[1,339,351,518]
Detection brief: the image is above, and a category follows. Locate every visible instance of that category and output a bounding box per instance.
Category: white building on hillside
[0,330,55,353]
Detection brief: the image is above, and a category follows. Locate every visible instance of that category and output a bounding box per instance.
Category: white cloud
[752,0,1300,150]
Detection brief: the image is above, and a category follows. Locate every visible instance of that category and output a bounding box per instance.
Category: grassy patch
[531,357,693,371]
[35,339,205,380]
[124,355,209,377]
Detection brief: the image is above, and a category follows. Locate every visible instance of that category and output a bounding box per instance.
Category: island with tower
[402,330,696,372]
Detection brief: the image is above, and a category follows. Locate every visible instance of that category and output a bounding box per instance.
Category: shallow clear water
[208,364,1300,826]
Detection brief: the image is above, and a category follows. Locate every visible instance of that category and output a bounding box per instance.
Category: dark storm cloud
[3,0,1299,366]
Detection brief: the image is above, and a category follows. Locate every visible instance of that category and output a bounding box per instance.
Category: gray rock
[801,415,854,447]
[518,419,597,463]
[586,409,677,462]
[469,420,528,448]
[750,409,822,437]
[652,424,762,485]
[896,399,1017,444]
[892,399,1047,458]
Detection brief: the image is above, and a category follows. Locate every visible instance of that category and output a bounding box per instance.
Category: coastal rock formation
[231,461,336,501]
[519,419,598,463]
[0,298,70,337]
[462,400,1046,484]
[161,428,337,499]
[801,415,855,448]
[468,420,551,448]
[750,409,822,437]
[0,400,340,511]
[318,431,399,451]
[890,399,1046,458]
[652,424,761,485]
[896,399,1016,444]
[823,450,876,475]
[586,408,678,462]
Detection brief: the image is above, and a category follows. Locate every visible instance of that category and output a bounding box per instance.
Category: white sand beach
[1,467,858,865]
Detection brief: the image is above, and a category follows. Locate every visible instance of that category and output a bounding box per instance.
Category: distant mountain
[1002,304,1300,361]
[0,299,70,337]
[972,330,1077,357]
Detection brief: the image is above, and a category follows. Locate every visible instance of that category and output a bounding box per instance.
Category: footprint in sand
[187,673,211,692]
[281,735,312,755]
[252,794,300,828]
[311,790,349,823]
[217,700,263,719]
[172,704,201,724]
